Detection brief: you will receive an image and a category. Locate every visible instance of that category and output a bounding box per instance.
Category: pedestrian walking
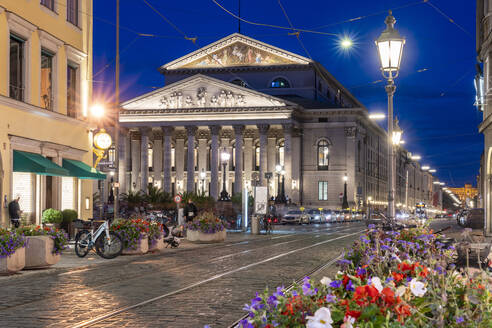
[8,195,22,228]
[184,199,198,223]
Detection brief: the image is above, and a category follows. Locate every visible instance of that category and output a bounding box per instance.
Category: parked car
[341,210,352,222]
[464,208,484,229]
[307,209,323,224]
[281,210,308,225]
[333,210,342,222]
[323,209,334,223]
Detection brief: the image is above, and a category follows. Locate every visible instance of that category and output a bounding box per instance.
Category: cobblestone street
[0,222,367,328]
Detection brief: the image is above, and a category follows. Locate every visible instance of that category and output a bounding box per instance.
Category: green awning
[13,150,70,176]
[62,159,106,180]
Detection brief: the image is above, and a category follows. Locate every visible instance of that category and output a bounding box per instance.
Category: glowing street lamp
[421,165,430,171]
[376,10,405,220]
[369,113,386,120]
[200,169,206,195]
[340,37,353,49]
[411,155,421,161]
[342,173,349,209]
[90,104,105,118]
[219,149,231,201]
[429,169,436,173]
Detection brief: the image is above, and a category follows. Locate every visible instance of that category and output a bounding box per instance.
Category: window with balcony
[9,36,24,101]
[41,50,54,110]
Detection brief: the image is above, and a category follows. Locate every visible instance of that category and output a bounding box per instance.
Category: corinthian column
[161,126,173,194]
[209,125,221,199]
[186,126,197,193]
[140,127,151,193]
[257,124,269,186]
[233,125,245,194]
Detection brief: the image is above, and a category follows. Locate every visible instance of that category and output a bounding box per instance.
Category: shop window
[61,177,75,210]
[9,35,24,101]
[12,172,33,213]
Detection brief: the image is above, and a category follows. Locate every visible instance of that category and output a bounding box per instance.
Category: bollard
[251,215,260,235]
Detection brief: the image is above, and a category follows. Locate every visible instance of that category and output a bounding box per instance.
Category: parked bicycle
[261,215,274,234]
[74,218,123,259]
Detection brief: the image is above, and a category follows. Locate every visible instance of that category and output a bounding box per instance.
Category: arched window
[270,77,290,88]
[277,141,284,167]
[317,140,329,170]
[230,79,248,88]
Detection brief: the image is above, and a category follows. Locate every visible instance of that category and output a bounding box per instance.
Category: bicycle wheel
[75,230,91,258]
[95,231,123,259]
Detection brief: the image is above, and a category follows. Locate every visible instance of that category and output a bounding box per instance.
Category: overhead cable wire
[310,0,428,30]
[425,0,474,40]
[277,0,312,59]
[211,0,337,36]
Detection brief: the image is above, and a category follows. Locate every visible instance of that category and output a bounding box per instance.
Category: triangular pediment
[121,74,291,110]
[161,33,311,71]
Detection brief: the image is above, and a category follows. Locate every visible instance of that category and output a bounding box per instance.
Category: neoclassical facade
[111,33,434,209]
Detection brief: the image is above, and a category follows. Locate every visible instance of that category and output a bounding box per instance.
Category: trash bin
[251,215,260,235]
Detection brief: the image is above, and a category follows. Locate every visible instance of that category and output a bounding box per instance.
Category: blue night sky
[93,0,480,188]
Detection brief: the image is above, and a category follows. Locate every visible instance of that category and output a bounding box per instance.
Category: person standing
[8,195,22,228]
[184,199,198,223]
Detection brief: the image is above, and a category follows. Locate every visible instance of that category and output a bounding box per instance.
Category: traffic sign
[174,195,182,204]
[339,193,343,199]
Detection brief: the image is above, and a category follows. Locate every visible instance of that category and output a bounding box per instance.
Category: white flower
[396,285,407,297]
[306,307,333,328]
[320,276,332,287]
[371,277,383,293]
[409,278,427,297]
[341,316,356,328]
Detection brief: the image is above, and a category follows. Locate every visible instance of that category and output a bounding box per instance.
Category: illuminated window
[317,140,329,170]
[41,50,53,110]
[318,181,328,201]
[171,146,175,171]
[255,145,260,170]
[148,143,153,170]
[270,78,290,88]
[108,147,115,163]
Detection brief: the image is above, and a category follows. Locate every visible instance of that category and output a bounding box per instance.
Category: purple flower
[337,259,352,266]
[368,224,376,229]
[267,295,279,308]
[385,277,394,283]
[326,294,336,303]
[330,280,342,288]
[455,316,464,324]
[346,280,355,292]
[302,282,316,296]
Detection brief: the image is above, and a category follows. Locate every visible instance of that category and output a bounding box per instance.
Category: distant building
[0,0,98,226]
[99,33,436,211]
[448,184,478,207]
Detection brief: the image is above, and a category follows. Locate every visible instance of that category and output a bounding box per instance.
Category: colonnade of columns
[118,124,300,202]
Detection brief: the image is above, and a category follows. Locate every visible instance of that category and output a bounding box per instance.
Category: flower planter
[0,247,25,274]
[24,236,60,269]
[122,236,149,255]
[187,229,226,243]
[148,236,165,252]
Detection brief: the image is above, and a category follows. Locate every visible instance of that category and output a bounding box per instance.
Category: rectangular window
[9,36,24,101]
[61,177,75,210]
[41,50,54,110]
[67,65,77,118]
[318,181,328,201]
[40,0,55,11]
[13,172,33,213]
[171,148,175,171]
[67,0,78,26]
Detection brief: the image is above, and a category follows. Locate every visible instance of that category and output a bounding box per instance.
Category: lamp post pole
[219,148,230,201]
[387,81,396,220]
[342,174,349,209]
[113,0,120,221]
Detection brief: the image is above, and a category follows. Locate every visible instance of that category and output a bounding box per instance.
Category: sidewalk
[0,230,268,281]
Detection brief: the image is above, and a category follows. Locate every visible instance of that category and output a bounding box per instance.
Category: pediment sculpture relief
[158,87,247,109]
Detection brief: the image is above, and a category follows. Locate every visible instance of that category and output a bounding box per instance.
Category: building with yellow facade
[448,184,478,206]
[0,0,101,226]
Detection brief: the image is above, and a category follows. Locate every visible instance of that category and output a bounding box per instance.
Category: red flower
[353,285,379,306]
[395,303,411,323]
[346,309,361,319]
[380,287,396,306]
[398,262,415,273]
[392,272,405,282]
[342,275,350,287]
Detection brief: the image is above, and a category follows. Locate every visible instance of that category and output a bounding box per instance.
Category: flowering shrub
[17,225,68,255]
[186,211,225,234]
[241,226,492,327]
[148,221,164,247]
[0,229,27,258]
[111,218,149,250]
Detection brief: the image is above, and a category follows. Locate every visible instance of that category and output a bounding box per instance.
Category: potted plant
[61,209,78,239]
[42,208,63,229]
[111,218,149,255]
[148,221,165,252]
[186,211,226,243]
[17,225,68,269]
[0,229,26,274]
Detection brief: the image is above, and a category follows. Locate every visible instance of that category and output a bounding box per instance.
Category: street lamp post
[376,10,405,220]
[200,169,206,195]
[342,174,349,209]
[219,148,230,201]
